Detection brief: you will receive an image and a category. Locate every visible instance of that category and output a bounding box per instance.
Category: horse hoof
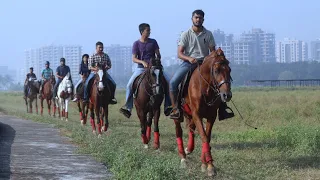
[144,144,149,149]
[65,118,68,122]
[81,120,84,125]
[201,164,207,173]
[92,130,96,135]
[180,158,187,169]
[207,165,215,177]
[98,134,102,138]
[185,148,192,155]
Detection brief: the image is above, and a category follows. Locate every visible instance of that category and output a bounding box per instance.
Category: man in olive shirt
[169,9,234,121]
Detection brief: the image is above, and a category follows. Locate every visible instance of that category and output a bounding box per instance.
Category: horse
[24,77,39,114]
[39,75,56,116]
[75,75,89,125]
[53,73,73,121]
[88,63,112,137]
[173,48,232,177]
[132,57,167,149]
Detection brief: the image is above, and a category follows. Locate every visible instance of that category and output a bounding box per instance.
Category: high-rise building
[238,28,276,64]
[310,39,320,62]
[24,45,82,82]
[104,44,133,77]
[213,29,235,63]
[233,41,254,65]
[276,38,308,63]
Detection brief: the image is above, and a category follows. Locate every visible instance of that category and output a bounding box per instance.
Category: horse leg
[185,118,196,155]
[137,109,148,148]
[204,118,215,176]
[25,98,28,113]
[40,98,44,116]
[146,111,153,143]
[78,101,83,124]
[35,98,38,114]
[174,117,187,168]
[47,99,51,116]
[65,99,69,121]
[85,103,89,124]
[153,108,160,150]
[95,107,102,137]
[89,106,96,134]
[192,113,214,177]
[29,99,32,113]
[103,105,109,132]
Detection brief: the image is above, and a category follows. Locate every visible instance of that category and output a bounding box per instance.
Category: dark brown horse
[76,75,89,125]
[40,75,55,116]
[132,58,167,149]
[173,48,232,176]
[88,64,111,137]
[24,77,39,114]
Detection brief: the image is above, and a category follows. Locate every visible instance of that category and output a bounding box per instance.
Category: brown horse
[75,75,89,125]
[132,58,167,149]
[173,48,232,176]
[88,64,111,137]
[24,77,39,114]
[39,75,56,116]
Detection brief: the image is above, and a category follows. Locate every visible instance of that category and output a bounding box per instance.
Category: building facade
[310,39,320,62]
[276,38,308,63]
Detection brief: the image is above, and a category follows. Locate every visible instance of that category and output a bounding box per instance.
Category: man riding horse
[119,23,172,118]
[23,67,37,99]
[169,9,234,121]
[39,61,54,99]
[82,41,117,104]
[53,58,73,99]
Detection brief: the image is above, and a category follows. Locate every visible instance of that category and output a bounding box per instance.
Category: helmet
[30,67,33,70]
[60,58,65,62]
[45,61,50,65]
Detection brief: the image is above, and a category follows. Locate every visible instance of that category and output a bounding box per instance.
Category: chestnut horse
[88,64,111,138]
[75,75,89,125]
[39,75,55,116]
[24,77,39,114]
[132,58,167,149]
[173,48,232,176]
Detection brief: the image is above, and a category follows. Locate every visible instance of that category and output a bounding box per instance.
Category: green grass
[1,88,320,179]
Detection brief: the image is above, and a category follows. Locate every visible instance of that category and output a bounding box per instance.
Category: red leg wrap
[146,126,151,142]
[176,137,184,154]
[65,112,68,118]
[80,112,83,120]
[141,134,148,144]
[90,118,96,131]
[187,131,195,153]
[202,142,213,163]
[97,123,102,134]
[154,132,160,149]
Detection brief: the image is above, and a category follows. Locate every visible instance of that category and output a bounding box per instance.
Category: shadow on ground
[0,121,16,179]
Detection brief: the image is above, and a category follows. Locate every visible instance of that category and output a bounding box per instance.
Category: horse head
[62,73,72,94]
[27,77,39,90]
[50,75,56,85]
[95,63,106,92]
[147,57,164,96]
[205,47,232,102]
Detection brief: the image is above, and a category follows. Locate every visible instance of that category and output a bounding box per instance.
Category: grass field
[0,87,320,180]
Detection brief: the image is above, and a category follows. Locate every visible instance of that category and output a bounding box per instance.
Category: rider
[119,23,172,118]
[82,41,117,104]
[53,58,72,98]
[169,9,234,121]
[39,61,54,99]
[23,67,37,99]
[72,54,90,102]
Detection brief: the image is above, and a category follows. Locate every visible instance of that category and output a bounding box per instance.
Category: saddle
[133,72,147,99]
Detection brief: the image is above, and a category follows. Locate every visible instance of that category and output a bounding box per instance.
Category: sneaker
[169,108,181,119]
[72,97,78,102]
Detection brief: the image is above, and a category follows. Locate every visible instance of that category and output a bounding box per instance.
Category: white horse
[55,73,73,121]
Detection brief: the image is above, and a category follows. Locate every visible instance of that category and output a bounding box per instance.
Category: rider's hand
[188,57,197,64]
[141,61,148,68]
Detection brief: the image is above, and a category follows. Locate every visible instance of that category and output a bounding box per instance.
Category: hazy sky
[0,0,318,70]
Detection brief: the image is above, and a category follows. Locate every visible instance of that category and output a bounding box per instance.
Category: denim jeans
[83,71,116,100]
[74,78,82,94]
[53,78,62,97]
[169,61,198,95]
[125,68,172,110]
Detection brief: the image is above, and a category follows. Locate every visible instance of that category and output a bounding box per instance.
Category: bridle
[197,58,233,106]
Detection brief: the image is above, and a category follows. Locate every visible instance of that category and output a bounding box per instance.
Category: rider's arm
[56,67,63,79]
[177,31,194,62]
[208,32,216,52]
[41,70,45,80]
[154,39,161,60]
[88,55,98,72]
[105,53,111,70]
